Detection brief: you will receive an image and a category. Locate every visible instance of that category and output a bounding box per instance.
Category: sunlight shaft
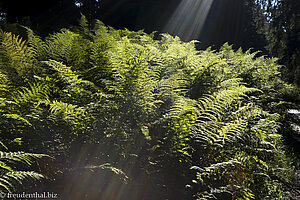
[164,0,214,41]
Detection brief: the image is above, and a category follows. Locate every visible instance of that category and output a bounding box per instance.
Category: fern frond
[204,160,243,173]
[12,82,50,104]
[23,26,47,60]
[43,60,94,90]
[4,171,45,183]
[169,96,198,117]
[43,60,78,83]
[0,151,48,165]
[0,73,9,98]
[83,163,128,181]
[44,30,80,64]
[48,100,77,114]
[1,171,45,192]
[2,114,31,125]
[1,32,35,66]
[43,100,86,122]
[219,119,248,143]
[0,151,48,192]
[76,15,90,38]
[0,73,8,85]
[0,177,14,192]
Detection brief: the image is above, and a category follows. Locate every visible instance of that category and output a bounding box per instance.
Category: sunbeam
[163,0,214,41]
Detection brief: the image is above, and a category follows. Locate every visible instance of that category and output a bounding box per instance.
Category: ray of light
[163,0,214,41]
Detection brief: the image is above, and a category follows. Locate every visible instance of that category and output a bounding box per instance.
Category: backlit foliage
[0,16,298,199]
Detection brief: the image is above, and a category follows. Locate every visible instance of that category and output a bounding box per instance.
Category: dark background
[0,0,266,51]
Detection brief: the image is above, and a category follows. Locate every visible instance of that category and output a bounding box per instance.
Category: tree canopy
[254,0,300,85]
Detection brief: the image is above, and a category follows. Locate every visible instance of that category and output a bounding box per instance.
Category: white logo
[0,192,6,198]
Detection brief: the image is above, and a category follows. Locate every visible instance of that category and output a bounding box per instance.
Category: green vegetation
[253,0,300,85]
[0,17,299,199]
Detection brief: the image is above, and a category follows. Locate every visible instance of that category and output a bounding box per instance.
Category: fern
[44,30,78,62]
[44,60,79,83]
[0,32,37,84]
[1,32,35,66]
[2,113,31,125]
[0,151,47,166]
[87,20,116,86]
[0,81,50,129]
[13,82,50,104]
[45,100,86,123]
[0,151,49,192]
[43,60,94,91]
[44,30,90,68]
[76,15,91,39]
[0,19,296,200]
[23,26,47,60]
[76,163,128,183]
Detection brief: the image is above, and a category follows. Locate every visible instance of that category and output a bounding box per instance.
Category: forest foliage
[253,0,300,85]
[0,16,299,199]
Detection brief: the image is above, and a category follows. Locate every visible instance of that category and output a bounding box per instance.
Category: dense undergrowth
[0,16,299,199]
